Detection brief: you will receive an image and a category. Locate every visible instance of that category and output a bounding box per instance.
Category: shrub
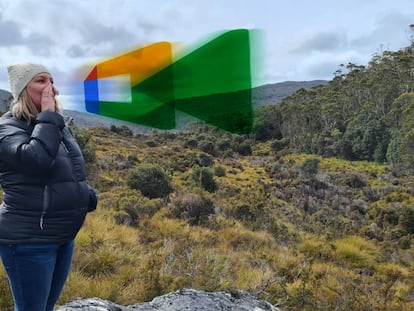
[145,139,158,147]
[197,152,214,167]
[334,236,378,268]
[214,165,226,177]
[184,138,198,148]
[199,140,215,155]
[233,139,253,156]
[71,126,96,163]
[168,193,215,225]
[217,138,232,151]
[192,167,218,192]
[400,205,414,234]
[127,164,173,198]
[271,138,290,152]
[299,157,320,178]
[345,173,366,188]
[110,124,133,136]
[114,192,160,226]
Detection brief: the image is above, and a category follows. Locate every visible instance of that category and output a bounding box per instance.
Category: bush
[127,164,173,198]
[271,138,290,152]
[299,158,320,178]
[110,125,133,136]
[145,139,158,147]
[168,193,215,225]
[400,206,414,234]
[71,126,96,163]
[199,140,215,155]
[114,192,160,226]
[345,173,366,188]
[197,152,214,167]
[214,165,226,177]
[184,138,198,148]
[217,138,232,151]
[192,167,218,192]
[233,140,253,156]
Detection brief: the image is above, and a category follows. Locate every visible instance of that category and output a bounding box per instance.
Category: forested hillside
[0,43,413,311]
[255,42,414,171]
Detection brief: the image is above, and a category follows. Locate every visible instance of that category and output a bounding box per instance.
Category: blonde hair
[11,88,62,123]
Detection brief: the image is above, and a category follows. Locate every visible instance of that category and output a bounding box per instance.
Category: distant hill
[252,80,328,108]
[64,80,328,130]
[63,109,156,133]
[0,79,328,129]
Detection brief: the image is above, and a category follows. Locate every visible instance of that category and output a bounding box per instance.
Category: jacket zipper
[40,184,49,230]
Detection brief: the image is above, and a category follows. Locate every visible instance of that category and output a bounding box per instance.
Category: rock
[57,288,280,311]
[57,297,124,311]
[0,89,13,113]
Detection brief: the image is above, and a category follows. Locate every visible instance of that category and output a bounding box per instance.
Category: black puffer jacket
[0,110,95,244]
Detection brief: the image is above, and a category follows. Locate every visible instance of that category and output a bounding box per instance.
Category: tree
[127,164,173,198]
[340,114,389,162]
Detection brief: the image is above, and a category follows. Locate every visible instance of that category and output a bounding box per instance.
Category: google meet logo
[83,29,258,134]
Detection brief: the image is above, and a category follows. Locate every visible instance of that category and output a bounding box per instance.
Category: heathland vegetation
[0,43,414,310]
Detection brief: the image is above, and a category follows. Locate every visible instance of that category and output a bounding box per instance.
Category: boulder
[57,288,280,311]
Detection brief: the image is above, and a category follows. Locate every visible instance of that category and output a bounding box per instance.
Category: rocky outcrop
[57,288,280,311]
[0,89,13,113]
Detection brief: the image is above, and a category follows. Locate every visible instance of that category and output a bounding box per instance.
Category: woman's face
[26,73,55,109]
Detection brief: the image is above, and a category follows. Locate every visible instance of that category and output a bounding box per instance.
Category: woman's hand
[40,85,56,112]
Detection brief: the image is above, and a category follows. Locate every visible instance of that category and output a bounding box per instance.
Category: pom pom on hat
[7,63,51,100]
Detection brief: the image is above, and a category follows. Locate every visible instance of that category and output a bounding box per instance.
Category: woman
[0,63,97,311]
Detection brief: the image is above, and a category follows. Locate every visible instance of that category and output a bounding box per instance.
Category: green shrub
[217,138,232,151]
[233,140,253,156]
[145,139,158,147]
[71,126,96,163]
[184,138,198,148]
[214,165,226,177]
[114,193,160,226]
[192,167,218,192]
[199,140,215,155]
[345,173,366,188]
[271,138,290,152]
[111,125,133,136]
[197,152,214,167]
[127,164,173,198]
[299,158,320,178]
[168,193,215,225]
[400,205,414,234]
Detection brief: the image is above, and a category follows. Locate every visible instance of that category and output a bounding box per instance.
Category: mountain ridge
[0,80,328,131]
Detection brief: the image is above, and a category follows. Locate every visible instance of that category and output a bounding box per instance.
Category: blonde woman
[0,63,97,311]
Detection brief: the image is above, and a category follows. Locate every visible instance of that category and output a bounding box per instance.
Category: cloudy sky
[0,0,413,111]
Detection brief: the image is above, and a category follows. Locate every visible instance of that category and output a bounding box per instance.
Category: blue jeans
[0,240,74,311]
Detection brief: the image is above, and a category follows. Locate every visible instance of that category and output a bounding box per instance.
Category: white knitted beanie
[7,63,51,100]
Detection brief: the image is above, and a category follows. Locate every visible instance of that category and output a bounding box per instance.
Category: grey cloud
[0,17,25,45]
[137,20,164,34]
[0,13,54,56]
[291,32,347,54]
[67,19,140,57]
[350,13,412,51]
[2,0,139,58]
[67,45,88,58]
[24,33,54,56]
[303,59,344,80]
